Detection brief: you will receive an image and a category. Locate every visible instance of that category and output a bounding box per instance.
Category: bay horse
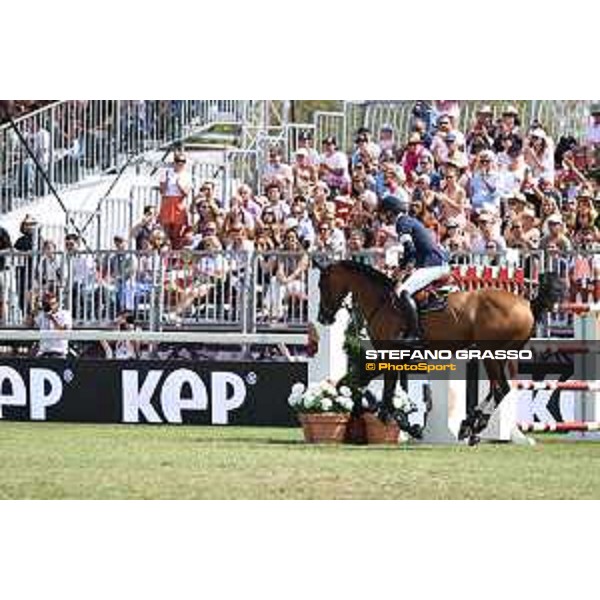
[314,258,563,445]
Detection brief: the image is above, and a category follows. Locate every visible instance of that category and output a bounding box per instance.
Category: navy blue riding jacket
[395,214,448,267]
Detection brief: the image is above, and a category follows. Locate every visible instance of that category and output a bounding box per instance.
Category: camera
[119,314,135,330]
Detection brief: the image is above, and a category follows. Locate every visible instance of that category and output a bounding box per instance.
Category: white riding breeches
[398,265,451,296]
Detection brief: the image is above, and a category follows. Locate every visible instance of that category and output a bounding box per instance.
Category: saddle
[413,274,459,314]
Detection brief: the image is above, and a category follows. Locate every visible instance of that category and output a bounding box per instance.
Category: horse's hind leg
[459,359,509,445]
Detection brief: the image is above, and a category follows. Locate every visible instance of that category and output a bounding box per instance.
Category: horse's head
[313,257,347,326]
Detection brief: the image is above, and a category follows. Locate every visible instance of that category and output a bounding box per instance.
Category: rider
[379,195,449,341]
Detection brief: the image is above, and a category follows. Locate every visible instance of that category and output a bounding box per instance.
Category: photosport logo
[360,342,536,381]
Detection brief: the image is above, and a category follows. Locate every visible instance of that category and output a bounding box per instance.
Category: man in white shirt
[585,103,600,169]
[319,136,350,192]
[65,233,96,319]
[585,104,600,145]
[34,292,73,358]
[261,147,293,198]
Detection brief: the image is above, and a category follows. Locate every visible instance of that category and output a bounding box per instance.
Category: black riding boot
[398,290,420,341]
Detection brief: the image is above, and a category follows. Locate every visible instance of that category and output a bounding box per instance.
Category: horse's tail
[531,272,565,324]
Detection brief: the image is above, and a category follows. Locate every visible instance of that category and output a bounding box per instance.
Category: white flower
[288,393,301,407]
[303,394,317,410]
[321,398,333,412]
[337,397,353,411]
[319,380,337,397]
[392,388,411,410]
[291,382,306,395]
[338,386,352,398]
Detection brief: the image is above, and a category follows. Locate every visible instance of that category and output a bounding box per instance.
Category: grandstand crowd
[152,102,600,259]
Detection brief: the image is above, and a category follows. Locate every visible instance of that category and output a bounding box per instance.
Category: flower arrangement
[391,385,416,414]
[288,380,354,414]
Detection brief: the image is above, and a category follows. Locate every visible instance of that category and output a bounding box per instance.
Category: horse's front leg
[377,372,397,423]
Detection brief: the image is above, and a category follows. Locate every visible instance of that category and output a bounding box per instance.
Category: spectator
[524,128,555,181]
[131,205,161,250]
[105,235,138,313]
[378,124,397,155]
[430,114,465,166]
[35,239,63,299]
[296,130,320,166]
[292,148,318,196]
[314,217,346,256]
[0,225,11,323]
[101,312,140,359]
[497,105,521,140]
[32,291,72,359]
[158,150,191,249]
[193,180,220,209]
[289,196,315,249]
[401,133,427,181]
[466,104,496,151]
[236,184,262,221]
[263,182,290,222]
[264,227,309,321]
[469,150,500,215]
[441,218,469,253]
[262,147,293,198]
[540,214,572,252]
[23,120,51,198]
[14,214,41,317]
[64,233,96,319]
[195,196,223,235]
[438,167,469,226]
[351,133,379,169]
[584,103,600,147]
[318,136,350,193]
[472,212,507,253]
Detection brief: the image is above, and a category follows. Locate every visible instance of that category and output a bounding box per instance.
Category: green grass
[1,422,600,499]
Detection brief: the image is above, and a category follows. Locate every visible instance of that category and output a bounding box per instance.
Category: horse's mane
[335,260,396,293]
[333,260,404,318]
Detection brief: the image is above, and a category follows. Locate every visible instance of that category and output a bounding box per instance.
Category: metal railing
[0,100,255,215]
[0,248,598,337]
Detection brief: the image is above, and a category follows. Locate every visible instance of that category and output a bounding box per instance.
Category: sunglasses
[175,159,186,164]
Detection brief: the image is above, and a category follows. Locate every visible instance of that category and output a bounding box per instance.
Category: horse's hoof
[474,414,491,435]
[408,424,424,440]
[458,420,471,441]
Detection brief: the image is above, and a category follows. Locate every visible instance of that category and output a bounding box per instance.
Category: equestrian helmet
[380,195,409,215]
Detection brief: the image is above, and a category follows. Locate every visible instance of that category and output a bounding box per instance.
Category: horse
[313,258,564,445]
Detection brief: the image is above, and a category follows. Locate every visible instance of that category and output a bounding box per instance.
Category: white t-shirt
[36,309,73,356]
[114,339,137,359]
[586,122,600,145]
[161,167,191,197]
